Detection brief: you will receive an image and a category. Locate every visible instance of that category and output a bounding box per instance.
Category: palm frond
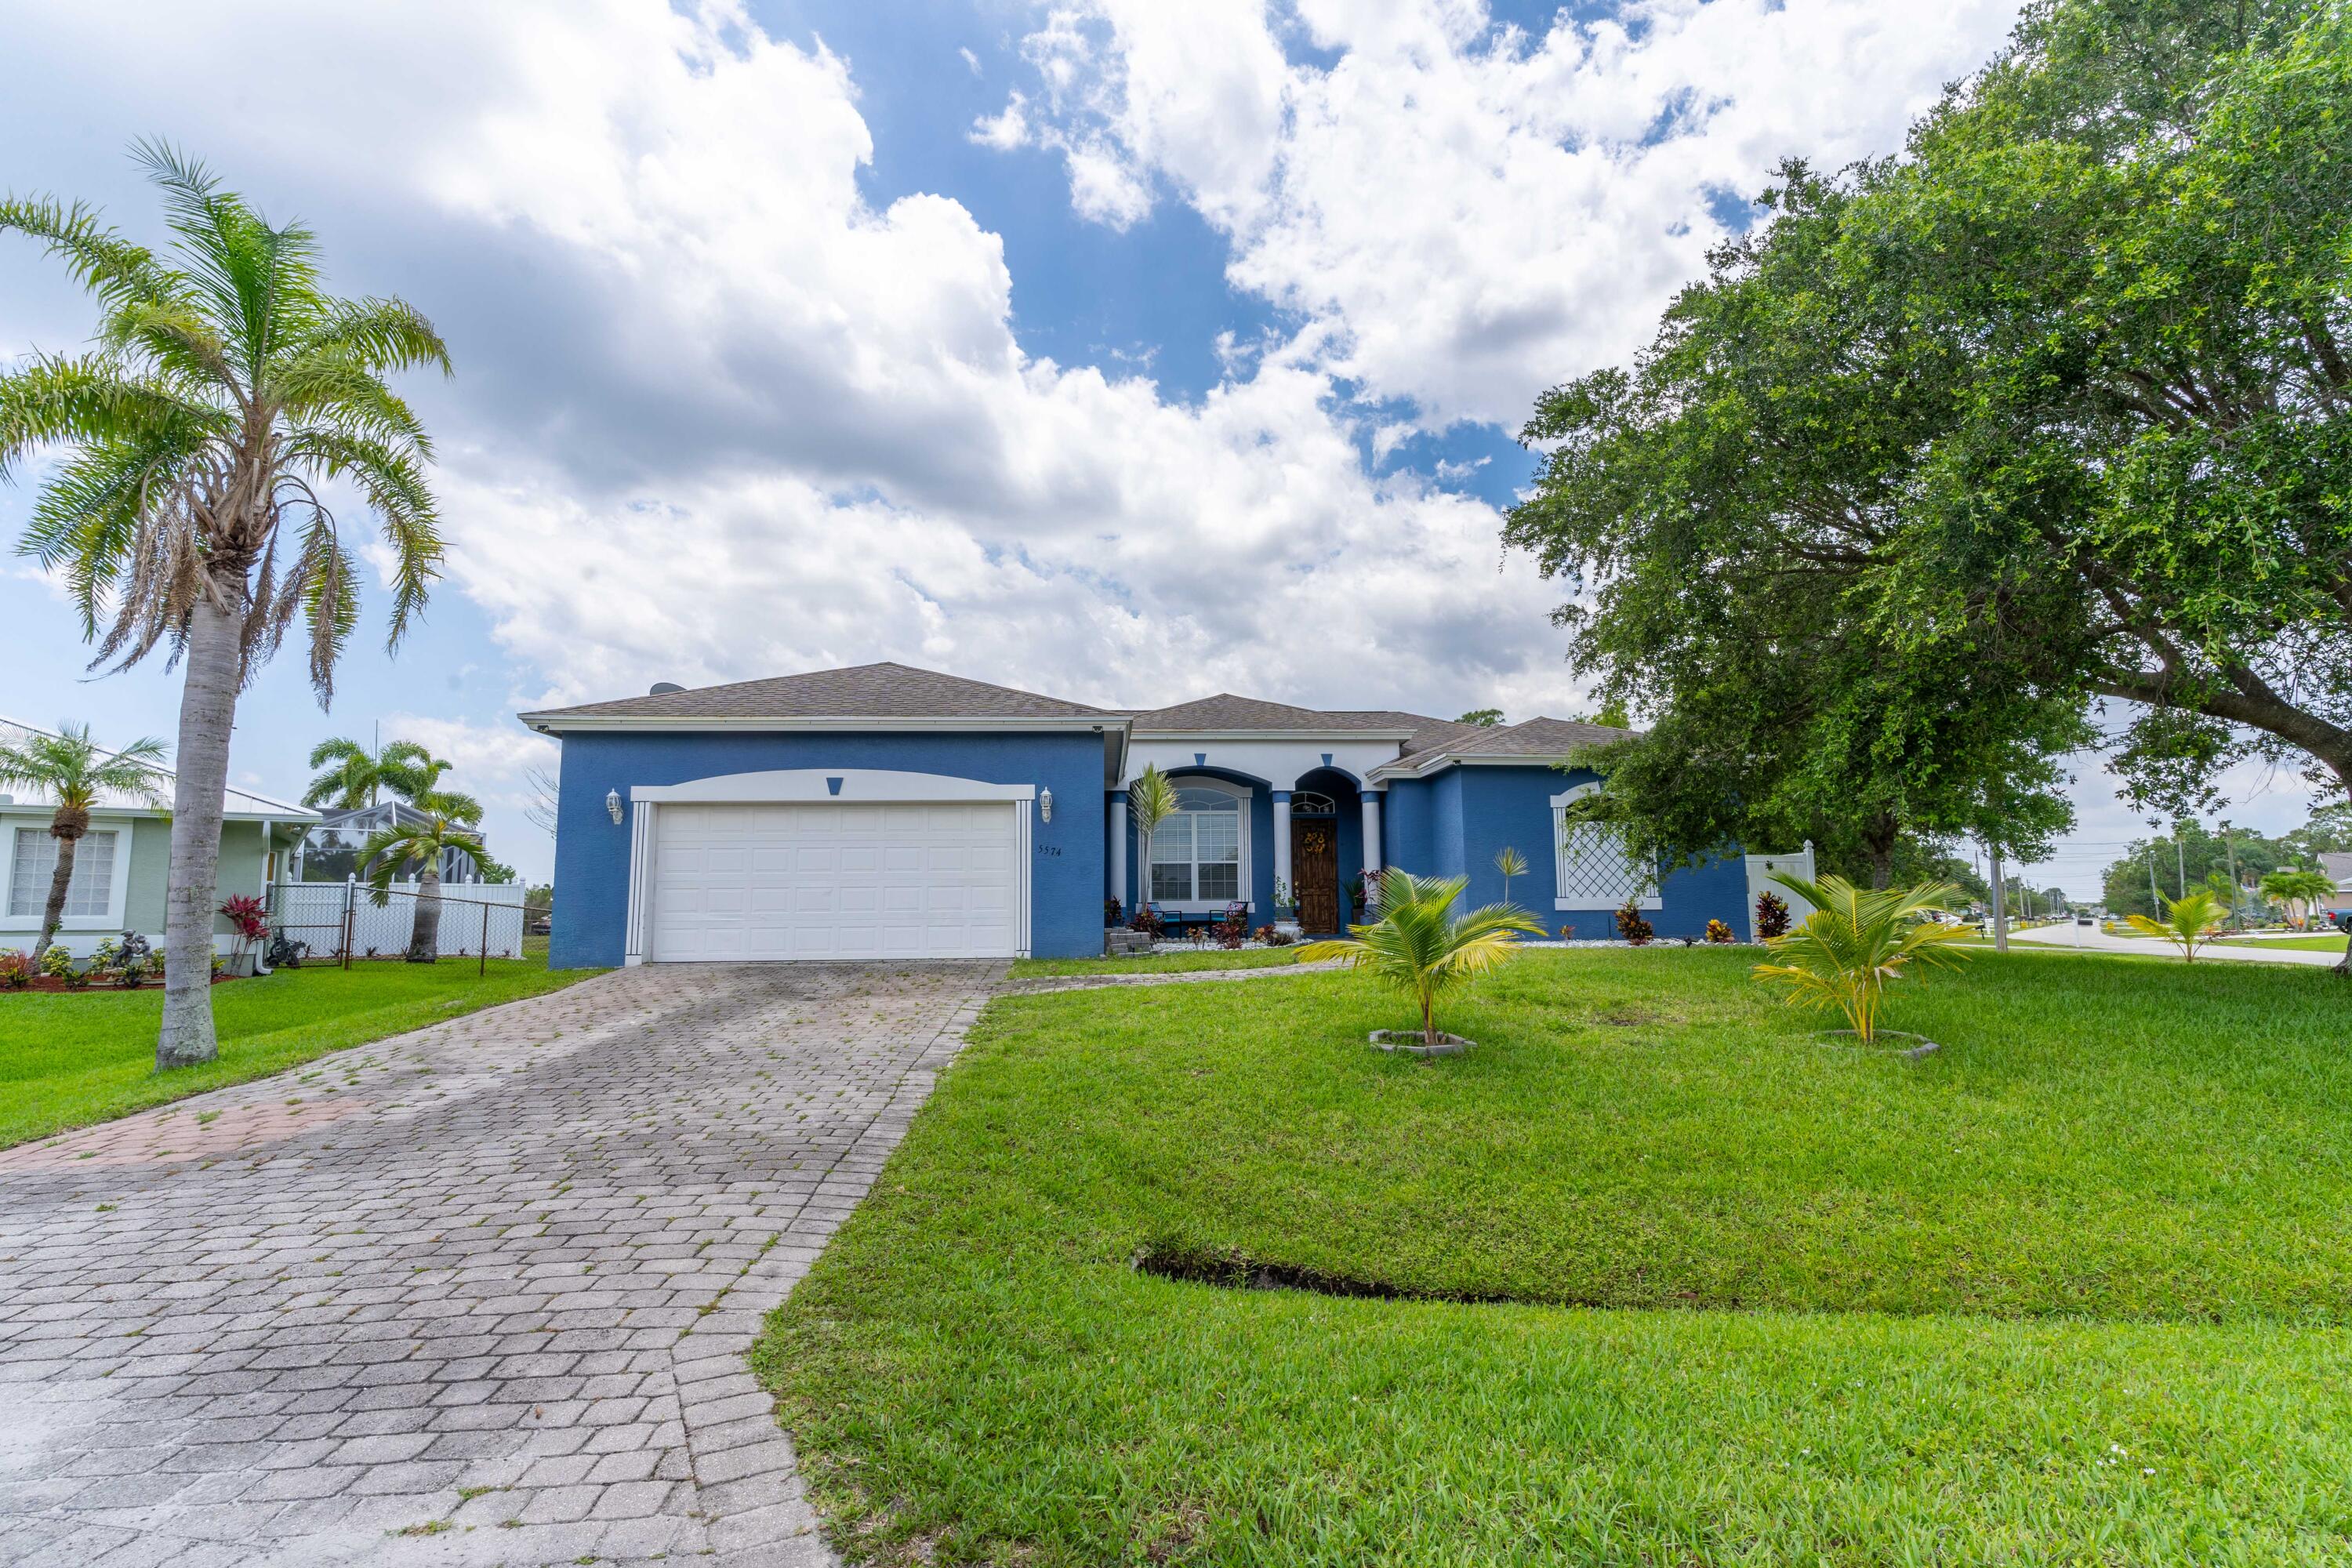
[20,433,209,636]
[1299,868,1544,1047]
[133,139,323,379]
[0,193,182,313]
[297,297,452,378]
[1749,874,1972,1044]
[0,353,222,482]
[284,426,442,650]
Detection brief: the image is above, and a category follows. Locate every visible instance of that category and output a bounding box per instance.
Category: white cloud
[0,0,1588,727]
[382,714,557,788]
[959,45,982,75]
[971,89,1031,148]
[987,0,2024,427]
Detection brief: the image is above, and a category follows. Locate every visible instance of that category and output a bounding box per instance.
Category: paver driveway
[0,961,1000,1567]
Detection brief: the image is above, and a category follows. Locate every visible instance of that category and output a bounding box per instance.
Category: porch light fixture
[605,789,623,825]
[1038,786,1053,822]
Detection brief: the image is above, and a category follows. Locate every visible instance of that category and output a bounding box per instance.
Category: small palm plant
[1494,844,1529,907]
[1750,875,1971,1047]
[360,789,484,963]
[2126,887,2228,962]
[0,723,169,960]
[1298,867,1545,1051]
[1127,764,1178,910]
[2259,867,2336,929]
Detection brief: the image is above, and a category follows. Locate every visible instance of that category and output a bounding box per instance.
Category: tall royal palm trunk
[407,860,442,963]
[157,594,243,1069]
[33,811,84,960]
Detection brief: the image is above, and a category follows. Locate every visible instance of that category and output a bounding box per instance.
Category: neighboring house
[0,718,318,960]
[521,663,1750,967]
[298,801,486,886]
[2322,851,2352,919]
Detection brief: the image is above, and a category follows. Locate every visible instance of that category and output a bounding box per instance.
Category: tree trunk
[407,862,442,962]
[157,593,242,1070]
[33,827,79,961]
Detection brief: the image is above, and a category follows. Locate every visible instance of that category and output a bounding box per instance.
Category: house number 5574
[1036,844,1062,856]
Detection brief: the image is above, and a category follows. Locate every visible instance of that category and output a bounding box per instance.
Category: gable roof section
[520,662,1126,731]
[1371,715,1638,779]
[1129,695,1422,735]
[0,717,316,821]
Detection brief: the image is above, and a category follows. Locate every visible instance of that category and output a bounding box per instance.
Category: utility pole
[2221,820,2241,928]
[2147,842,2161,912]
[2176,831,2187,899]
[1990,841,2009,951]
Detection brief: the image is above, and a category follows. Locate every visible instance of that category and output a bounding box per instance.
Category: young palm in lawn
[1750,875,1971,1047]
[1494,844,1529,908]
[1298,867,1545,1050]
[2259,867,2338,930]
[301,735,450,811]
[0,723,168,960]
[1127,764,1178,913]
[361,789,483,963]
[1,143,448,1068]
[2127,887,2230,963]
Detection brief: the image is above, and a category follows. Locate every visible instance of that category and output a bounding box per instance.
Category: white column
[1361,791,1384,876]
[1109,790,1129,913]
[1272,790,1294,912]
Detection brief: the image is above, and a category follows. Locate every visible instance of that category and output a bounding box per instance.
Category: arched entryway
[1287,768,1363,935]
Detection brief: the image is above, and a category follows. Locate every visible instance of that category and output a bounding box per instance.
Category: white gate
[274,880,528,960]
[1744,843,1817,939]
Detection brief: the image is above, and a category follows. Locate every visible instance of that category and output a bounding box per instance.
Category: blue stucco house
[521,662,1753,967]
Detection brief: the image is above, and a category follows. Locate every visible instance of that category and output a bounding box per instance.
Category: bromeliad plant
[2126,887,2229,963]
[1298,868,1545,1051]
[1750,875,1972,1048]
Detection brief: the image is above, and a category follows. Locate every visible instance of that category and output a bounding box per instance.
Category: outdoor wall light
[605,789,624,825]
[1039,786,1053,822]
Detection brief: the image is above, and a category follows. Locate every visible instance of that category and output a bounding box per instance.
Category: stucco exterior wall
[550,730,1106,967]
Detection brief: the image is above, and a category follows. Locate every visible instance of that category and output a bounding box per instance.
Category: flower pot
[1368,1029,1472,1057]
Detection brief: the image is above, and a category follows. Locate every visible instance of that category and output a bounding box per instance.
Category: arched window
[1290,790,1338,815]
[1152,784,1246,904]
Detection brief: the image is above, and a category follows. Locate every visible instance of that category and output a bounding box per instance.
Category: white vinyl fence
[271,878,528,960]
[1743,843,1817,938]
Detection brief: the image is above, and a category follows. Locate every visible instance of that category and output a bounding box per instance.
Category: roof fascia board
[1130,728,1414,742]
[520,714,1131,736]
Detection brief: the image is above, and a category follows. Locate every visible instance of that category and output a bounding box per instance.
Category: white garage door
[649,801,1022,960]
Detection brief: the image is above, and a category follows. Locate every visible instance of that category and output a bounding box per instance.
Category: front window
[1151,786,1242,902]
[9,827,118,919]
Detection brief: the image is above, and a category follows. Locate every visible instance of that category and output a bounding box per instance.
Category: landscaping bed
[758,948,2352,1564]
[0,955,598,1148]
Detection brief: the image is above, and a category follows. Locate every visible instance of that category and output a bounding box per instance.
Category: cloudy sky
[0,0,2318,890]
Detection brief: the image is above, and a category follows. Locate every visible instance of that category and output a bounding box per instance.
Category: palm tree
[1494,844,1529,907]
[2126,887,2229,962]
[0,723,168,960]
[1298,868,1544,1050]
[1749,875,1972,1047]
[361,789,483,963]
[302,736,449,811]
[2259,867,2336,929]
[1,143,448,1069]
[1127,764,1178,914]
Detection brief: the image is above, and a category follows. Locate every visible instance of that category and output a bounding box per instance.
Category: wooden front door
[1293,819,1339,933]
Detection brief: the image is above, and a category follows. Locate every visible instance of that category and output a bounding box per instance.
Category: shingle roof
[1371,715,1638,777]
[520,662,1123,726]
[1128,695,1426,732]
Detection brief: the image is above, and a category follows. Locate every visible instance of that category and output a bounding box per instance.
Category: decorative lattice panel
[1554,817,1646,909]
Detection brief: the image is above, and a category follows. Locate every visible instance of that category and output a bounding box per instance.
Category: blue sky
[2,0,2318,892]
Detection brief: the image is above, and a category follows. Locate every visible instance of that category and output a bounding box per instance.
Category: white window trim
[1148,779,1253,913]
[1550,786,1659,911]
[620,769,1036,964]
[1,815,136,931]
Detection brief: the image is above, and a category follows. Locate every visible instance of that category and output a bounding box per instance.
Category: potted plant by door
[217,895,269,978]
[1272,877,1302,939]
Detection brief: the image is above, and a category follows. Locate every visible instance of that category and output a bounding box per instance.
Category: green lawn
[757,948,2352,1565]
[1007,947,1312,978]
[0,956,596,1148]
[2218,932,2348,953]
